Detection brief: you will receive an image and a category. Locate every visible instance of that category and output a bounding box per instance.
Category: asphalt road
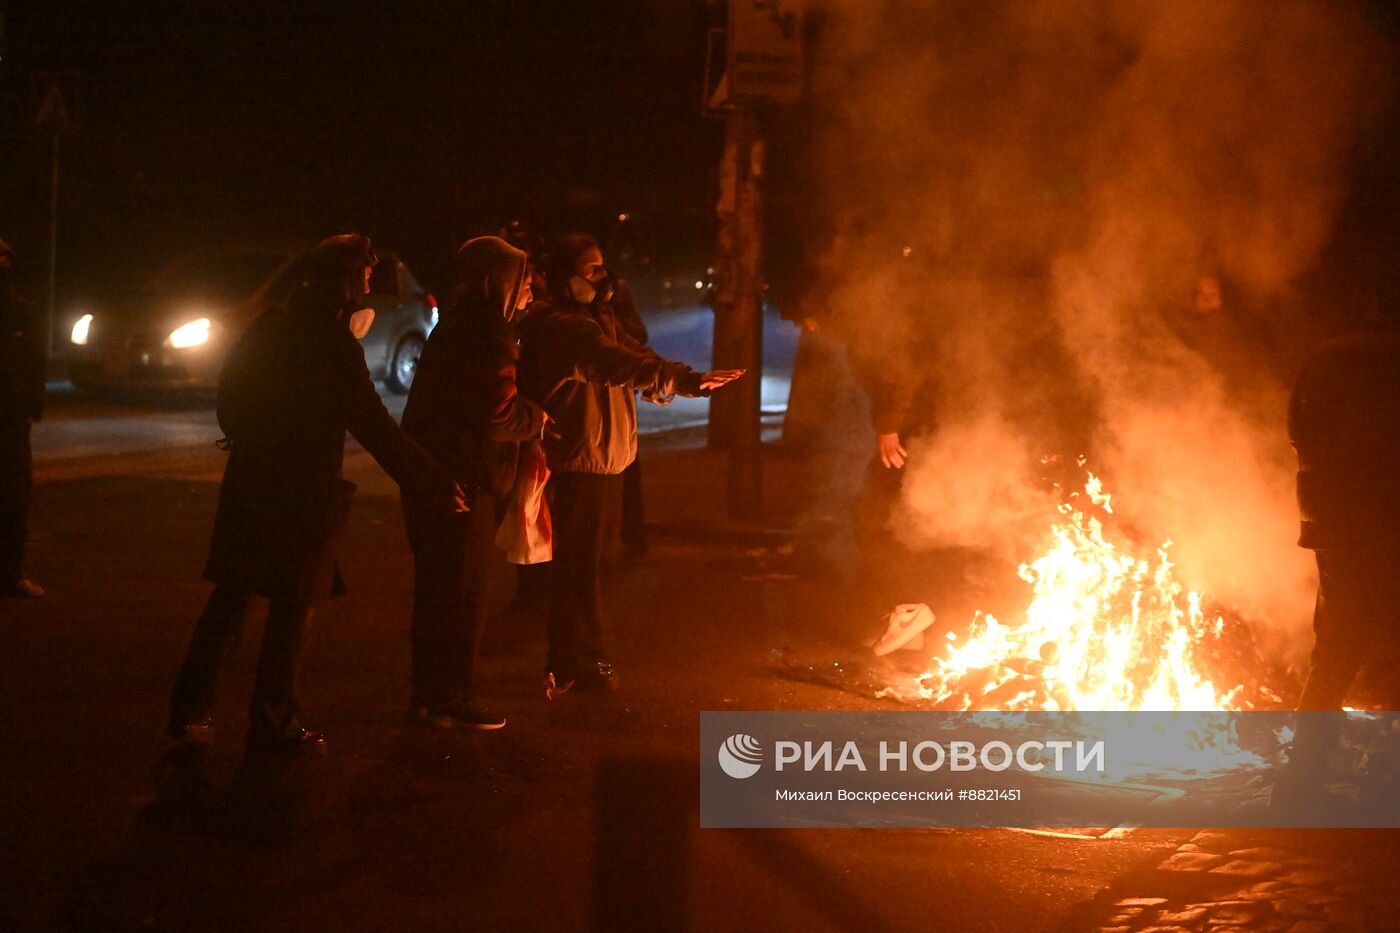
[12,308,1386,932]
[7,389,1208,933]
[3,464,1197,932]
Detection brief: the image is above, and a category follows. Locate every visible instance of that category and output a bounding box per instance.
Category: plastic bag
[495,443,553,564]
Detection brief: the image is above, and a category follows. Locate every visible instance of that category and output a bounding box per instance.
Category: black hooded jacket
[402,237,547,498]
[204,288,454,603]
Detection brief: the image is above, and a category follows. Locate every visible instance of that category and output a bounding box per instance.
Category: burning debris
[875,463,1293,713]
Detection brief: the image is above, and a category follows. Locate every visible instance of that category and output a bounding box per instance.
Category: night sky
[6,1,1400,324]
[2,0,722,304]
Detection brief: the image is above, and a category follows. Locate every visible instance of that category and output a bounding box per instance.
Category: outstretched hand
[699,369,746,391]
[877,432,907,470]
[449,482,471,513]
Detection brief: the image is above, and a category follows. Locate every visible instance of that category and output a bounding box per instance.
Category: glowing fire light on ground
[881,468,1283,716]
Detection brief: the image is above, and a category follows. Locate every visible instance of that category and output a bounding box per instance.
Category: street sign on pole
[711,105,766,518]
[33,72,81,137]
[727,0,804,104]
[703,28,734,117]
[710,2,804,517]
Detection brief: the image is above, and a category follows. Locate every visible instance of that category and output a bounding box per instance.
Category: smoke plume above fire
[796,1,1392,640]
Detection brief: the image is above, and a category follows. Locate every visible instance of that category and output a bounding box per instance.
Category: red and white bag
[495,443,553,564]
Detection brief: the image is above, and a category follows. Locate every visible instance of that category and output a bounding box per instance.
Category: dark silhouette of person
[167,234,462,757]
[1284,323,1400,790]
[521,234,743,697]
[0,238,45,599]
[400,237,546,730]
[799,304,937,606]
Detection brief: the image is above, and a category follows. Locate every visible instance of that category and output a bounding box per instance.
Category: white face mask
[570,272,614,306]
[569,275,597,305]
[348,307,375,340]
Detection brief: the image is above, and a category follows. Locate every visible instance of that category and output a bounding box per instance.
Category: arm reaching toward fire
[700,369,746,392]
[878,432,908,470]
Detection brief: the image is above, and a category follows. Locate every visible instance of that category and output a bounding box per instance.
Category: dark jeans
[621,456,646,551]
[0,418,32,586]
[169,583,313,741]
[1293,548,1400,770]
[547,471,623,671]
[854,452,910,608]
[855,454,901,563]
[404,489,498,707]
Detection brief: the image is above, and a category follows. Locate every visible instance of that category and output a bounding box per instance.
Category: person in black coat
[400,236,546,730]
[1278,325,1400,799]
[0,238,45,599]
[167,234,463,756]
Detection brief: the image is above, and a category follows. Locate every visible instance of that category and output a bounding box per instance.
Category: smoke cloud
[795,1,1392,638]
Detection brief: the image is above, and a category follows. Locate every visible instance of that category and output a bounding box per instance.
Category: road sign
[728,0,804,104]
[704,28,734,117]
[34,72,79,137]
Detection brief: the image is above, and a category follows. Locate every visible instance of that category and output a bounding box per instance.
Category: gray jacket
[522,298,703,475]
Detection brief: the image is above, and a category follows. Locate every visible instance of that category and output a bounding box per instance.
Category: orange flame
[890,471,1247,712]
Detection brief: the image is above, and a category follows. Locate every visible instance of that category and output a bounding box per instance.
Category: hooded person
[0,237,46,598]
[399,235,548,729]
[520,233,744,697]
[168,233,464,757]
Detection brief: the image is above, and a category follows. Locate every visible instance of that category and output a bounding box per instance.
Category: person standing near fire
[167,234,464,757]
[0,238,46,599]
[1282,317,1400,794]
[400,236,547,730]
[788,237,939,599]
[820,305,939,597]
[503,220,649,556]
[522,234,743,697]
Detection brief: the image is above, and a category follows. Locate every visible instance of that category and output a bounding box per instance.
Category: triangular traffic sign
[36,83,75,136]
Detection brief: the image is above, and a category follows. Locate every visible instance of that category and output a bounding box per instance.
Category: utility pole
[46,133,59,355]
[708,0,801,520]
[35,77,77,356]
[710,104,765,518]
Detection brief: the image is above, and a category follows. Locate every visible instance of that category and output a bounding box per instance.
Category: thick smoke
[798,1,1391,638]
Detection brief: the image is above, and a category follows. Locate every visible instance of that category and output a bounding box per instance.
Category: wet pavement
[1060,829,1395,932]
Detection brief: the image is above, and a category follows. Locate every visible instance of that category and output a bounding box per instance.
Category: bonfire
[877,463,1289,714]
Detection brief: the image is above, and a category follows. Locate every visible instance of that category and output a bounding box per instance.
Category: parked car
[67,244,438,396]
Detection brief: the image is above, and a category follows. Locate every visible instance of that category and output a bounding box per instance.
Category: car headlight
[166,317,212,349]
[70,314,93,346]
